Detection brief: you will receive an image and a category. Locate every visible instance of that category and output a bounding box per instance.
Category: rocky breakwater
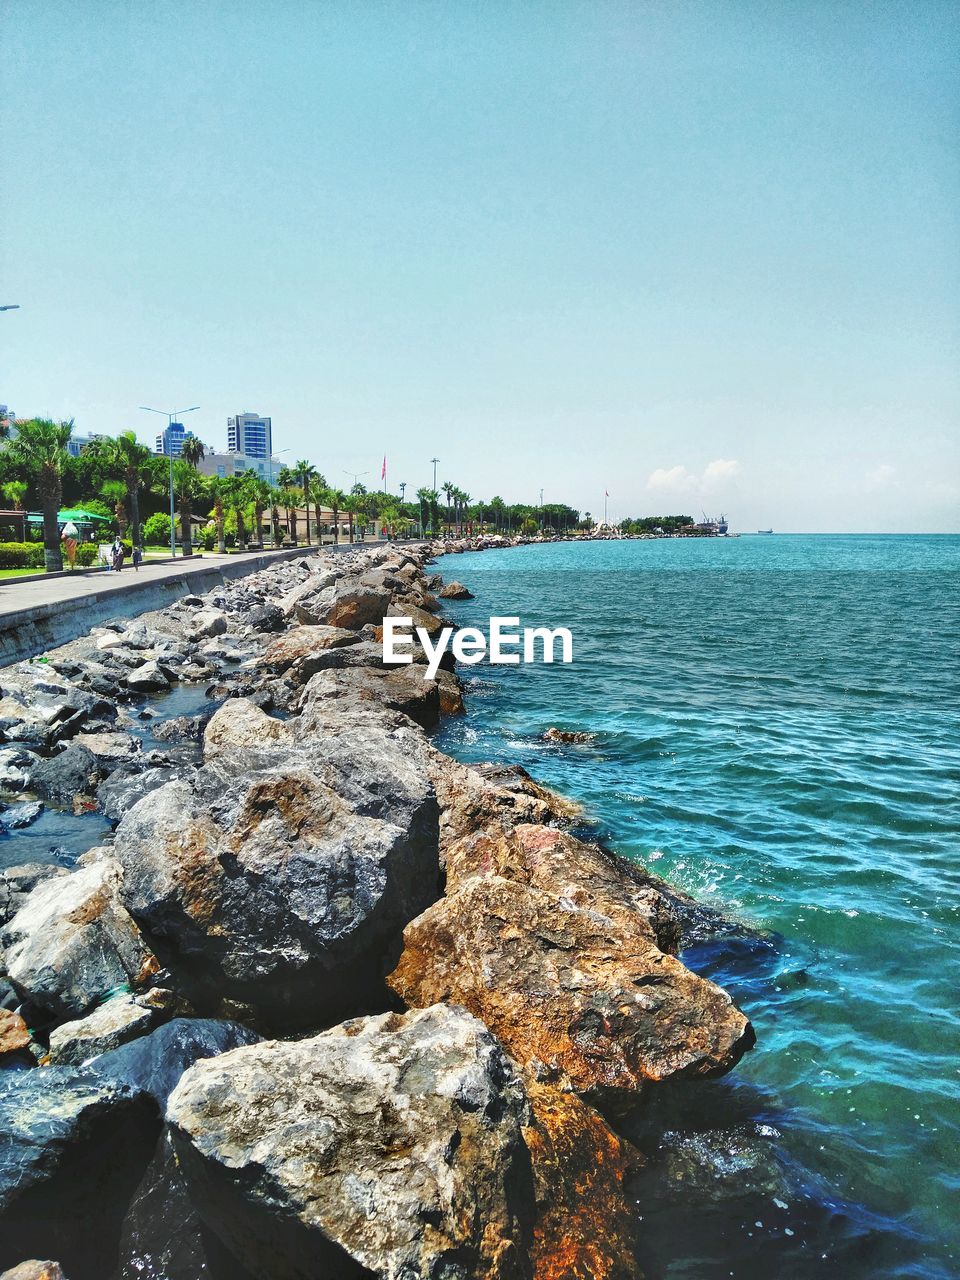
[0,535,754,1280]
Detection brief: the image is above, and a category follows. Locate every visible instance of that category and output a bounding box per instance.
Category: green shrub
[143,512,171,545]
[75,542,99,566]
[200,526,216,551]
[0,542,45,569]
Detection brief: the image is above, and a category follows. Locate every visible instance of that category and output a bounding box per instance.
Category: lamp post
[140,405,199,557]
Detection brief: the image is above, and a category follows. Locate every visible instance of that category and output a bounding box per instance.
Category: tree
[205,477,230,554]
[172,461,208,557]
[143,511,172,546]
[181,437,206,469]
[325,487,345,545]
[5,419,72,571]
[250,478,274,548]
[296,460,317,545]
[2,480,27,510]
[102,479,128,536]
[280,486,300,542]
[224,473,254,550]
[93,430,157,547]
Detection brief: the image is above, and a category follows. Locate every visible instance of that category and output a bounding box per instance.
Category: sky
[2,0,958,532]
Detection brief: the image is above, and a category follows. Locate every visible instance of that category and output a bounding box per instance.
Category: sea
[435,533,960,1280]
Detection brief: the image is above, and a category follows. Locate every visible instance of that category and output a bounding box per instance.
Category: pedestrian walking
[132,544,143,571]
[111,536,125,571]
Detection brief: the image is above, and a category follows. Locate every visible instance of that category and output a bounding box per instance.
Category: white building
[197,450,284,484]
[227,412,272,461]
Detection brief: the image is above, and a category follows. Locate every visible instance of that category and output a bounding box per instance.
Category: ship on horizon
[697,512,729,535]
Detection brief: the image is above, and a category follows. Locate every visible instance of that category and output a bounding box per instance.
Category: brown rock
[543,727,596,744]
[435,668,466,716]
[300,665,441,731]
[388,871,754,1104]
[385,601,447,637]
[0,1009,31,1058]
[439,580,475,599]
[258,625,360,679]
[524,1080,641,1280]
[203,698,291,758]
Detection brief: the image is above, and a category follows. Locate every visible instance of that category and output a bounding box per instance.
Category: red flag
[381,455,387,480]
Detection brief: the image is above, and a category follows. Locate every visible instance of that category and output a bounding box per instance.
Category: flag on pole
[381,455,387,480]
[605,490,609,497]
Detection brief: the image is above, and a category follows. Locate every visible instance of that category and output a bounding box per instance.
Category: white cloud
[646,458,741,497]
[865,463,897,488]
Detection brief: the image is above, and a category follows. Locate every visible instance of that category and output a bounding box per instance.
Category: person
[111,536,125,571]
[132,543,143,571]
[60,521,79,569]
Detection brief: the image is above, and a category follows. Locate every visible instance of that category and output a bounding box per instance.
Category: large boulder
[113,732,440,1024]
[0,1264,68,1280]
[0,1068,159,1277]
[523,1080,640,1280]
[28,745,100,807]
[324,578,391,630]
[202,699,291,758]
[258,626,361,682]
[0,865,69,929]
[47,993,155,1065]
[389,859,754,1104]
[167,1004,535,1280]
[299,665,440,731]
[439,580,474,600]
[96,1018,261,1107]
[1,859,159,1020]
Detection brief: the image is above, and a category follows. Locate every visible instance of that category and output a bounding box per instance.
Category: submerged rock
[113,732,441,1024]
[2,859,159,1020]
[0,801,44,831]
[167,1004,535,1280]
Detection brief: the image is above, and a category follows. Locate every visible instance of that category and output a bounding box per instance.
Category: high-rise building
[155,421,195,457]
[227,412,272,460]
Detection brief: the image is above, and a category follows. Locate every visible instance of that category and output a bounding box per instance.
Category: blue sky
[3,0,957,531]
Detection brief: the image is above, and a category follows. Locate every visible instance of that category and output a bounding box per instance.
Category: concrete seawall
[0,547,326,665]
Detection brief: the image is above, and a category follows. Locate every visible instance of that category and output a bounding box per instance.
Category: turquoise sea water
[436,534,960,1280]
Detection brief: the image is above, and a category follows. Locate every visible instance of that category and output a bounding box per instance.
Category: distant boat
[696,512,730,536]
[758,528,773,535]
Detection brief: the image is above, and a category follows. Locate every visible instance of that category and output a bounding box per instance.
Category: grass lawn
[0,568,47,580]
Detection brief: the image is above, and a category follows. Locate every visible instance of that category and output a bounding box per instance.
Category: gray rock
[167,1005,534,1280]
[0,1066,158,1276]
[96,1018,261,1107]
[113,726,440,1024]
[0,801,44,831]
[28,745,100,806]
[300,664,440,731]
[125,663,170,694]
[0,746,40,790]
[0,864,70,929]
[2,858,159,1020]
[112,1133,257,1280]
[96,764,181,823]
[244,603,284,633]
[186,609,227,640]
[47,993,155,1065]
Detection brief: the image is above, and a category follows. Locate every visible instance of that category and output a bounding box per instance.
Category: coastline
[0,536,755,1280]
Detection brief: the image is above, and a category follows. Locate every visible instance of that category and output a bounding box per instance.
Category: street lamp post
[140,405,199,557]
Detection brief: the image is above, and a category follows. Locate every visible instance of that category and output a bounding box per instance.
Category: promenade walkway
[0,546,320,665]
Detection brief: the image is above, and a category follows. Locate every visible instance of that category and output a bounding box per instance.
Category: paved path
[0,551,253,614]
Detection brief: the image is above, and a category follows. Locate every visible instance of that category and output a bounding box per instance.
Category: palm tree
[441,482,455,535]
[102,478,128,537]
[325,487,345,545]
[296,459,316,545]
[224,473,255,550]
[207,476,230,554]
[280,485,300,543]
[181,436,206,470]
[250,478,273,548]
[6,418,72,571]
[95,430,156,547]
[173,461,208,557]
[1,480,27,510]
[490,495,506,533]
